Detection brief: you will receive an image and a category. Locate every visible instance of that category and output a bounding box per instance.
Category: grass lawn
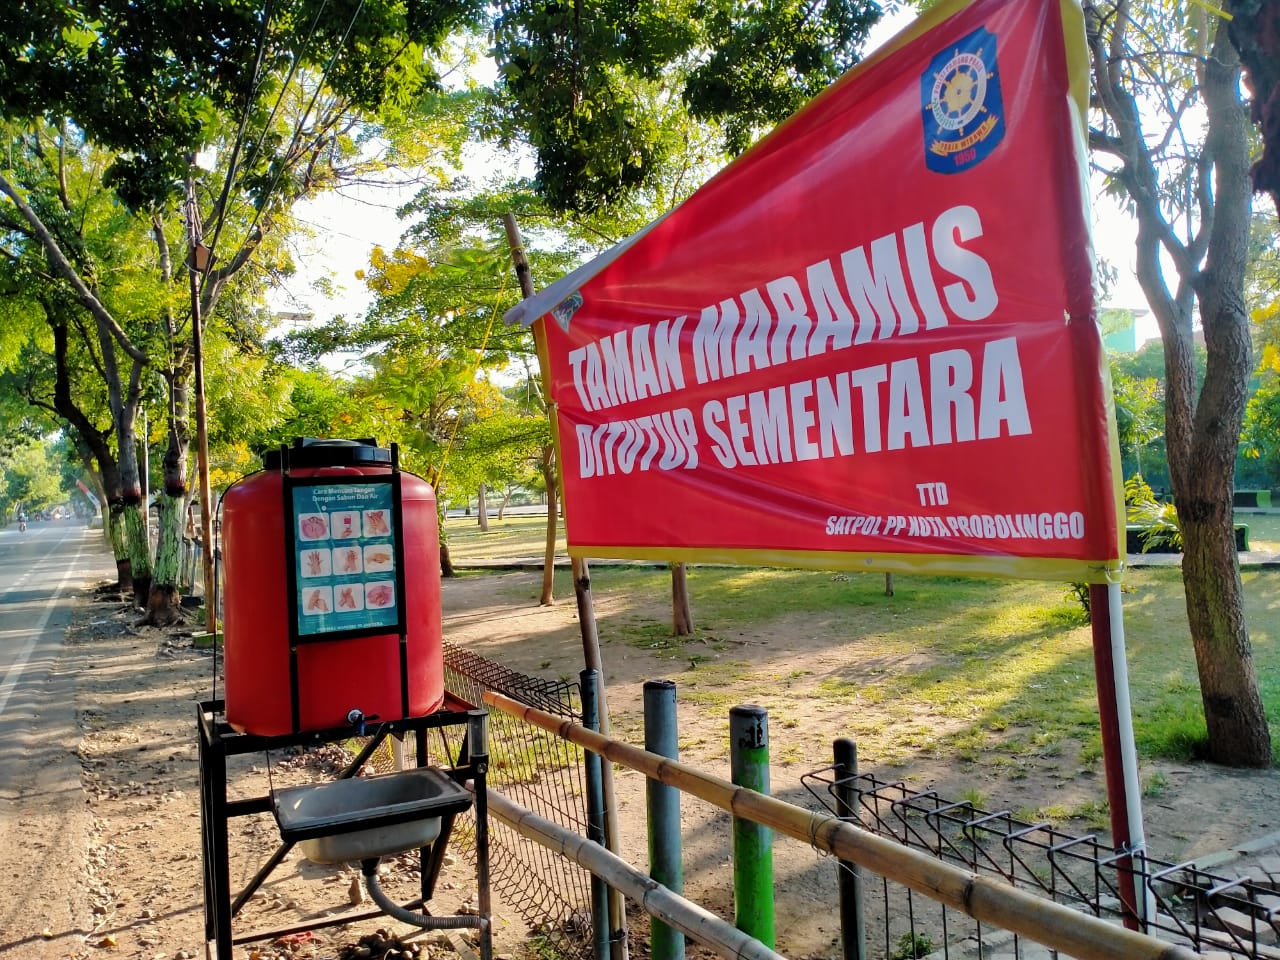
[444,510,1280,558]
[572,565,1279,767]
[443,513,565,562]
[1244,511,1280,551]
[442,509,1280,774]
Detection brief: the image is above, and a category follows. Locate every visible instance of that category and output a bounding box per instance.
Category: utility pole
[185,174,216,626]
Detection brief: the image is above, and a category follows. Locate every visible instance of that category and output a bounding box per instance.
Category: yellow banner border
[564,544,1125,585]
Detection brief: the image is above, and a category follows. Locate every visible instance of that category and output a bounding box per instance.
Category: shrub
[1125,475,1182,552]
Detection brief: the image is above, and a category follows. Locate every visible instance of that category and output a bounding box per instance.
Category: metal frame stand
[197,697,493,960]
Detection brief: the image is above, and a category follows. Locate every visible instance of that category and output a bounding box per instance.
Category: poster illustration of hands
[291,481,399,637]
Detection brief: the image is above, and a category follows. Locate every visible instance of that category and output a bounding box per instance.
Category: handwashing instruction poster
[290,481,399,637]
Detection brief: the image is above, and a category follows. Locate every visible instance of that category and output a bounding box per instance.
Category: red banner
[514,0,1123,582]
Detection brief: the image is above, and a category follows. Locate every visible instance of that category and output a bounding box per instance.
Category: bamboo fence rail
[488,789,787,960]
[483,691,1198,960]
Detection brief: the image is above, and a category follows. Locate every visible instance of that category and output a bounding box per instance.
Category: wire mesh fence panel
[442,643,596,960]
[802,765,1280,959]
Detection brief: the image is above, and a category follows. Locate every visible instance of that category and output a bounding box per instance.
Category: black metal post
[834,738,866,960]
[469,709,494,960]
[198,702,234,960]
[418,725,430,905]
[581,669,611,960]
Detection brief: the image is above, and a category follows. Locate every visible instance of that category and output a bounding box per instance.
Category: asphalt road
[0,519,114,758]
[0,518,114,957]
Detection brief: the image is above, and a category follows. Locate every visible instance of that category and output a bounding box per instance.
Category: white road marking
[0,536,87,716]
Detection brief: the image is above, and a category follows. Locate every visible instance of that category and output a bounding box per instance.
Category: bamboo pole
[482,691,1198,960]
[501,212,628,959]
[486,790,787,960]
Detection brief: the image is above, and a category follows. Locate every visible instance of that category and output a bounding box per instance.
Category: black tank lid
[262,438,392,470]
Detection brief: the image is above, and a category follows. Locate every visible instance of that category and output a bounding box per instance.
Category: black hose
[360,859,488,931]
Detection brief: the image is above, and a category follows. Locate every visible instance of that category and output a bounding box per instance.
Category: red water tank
[221,439,443,735]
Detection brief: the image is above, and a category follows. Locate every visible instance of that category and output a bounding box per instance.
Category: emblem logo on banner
[551,291,584,331]
[922,26,1005,173]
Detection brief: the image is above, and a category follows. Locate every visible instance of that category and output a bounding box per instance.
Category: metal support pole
[1089,583,1151,928]
[582,670,612,960]
[645,680,684,960]
[185,180,215,627]
[730,705,774,947]
[197,704,233,960]
[469,709,494,960]
[833,738,866,960]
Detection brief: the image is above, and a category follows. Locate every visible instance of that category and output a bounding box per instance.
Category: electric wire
[216,0,369,279]
[202,0,281,265]
[204,0,335,270]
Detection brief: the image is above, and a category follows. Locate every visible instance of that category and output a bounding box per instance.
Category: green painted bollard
[730,704,774,947]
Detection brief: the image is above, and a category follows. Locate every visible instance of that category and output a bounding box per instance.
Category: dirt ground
[4,568,1280,960]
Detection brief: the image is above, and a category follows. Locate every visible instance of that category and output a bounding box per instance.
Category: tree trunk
[95,311,150,606]
[437,501,456,578]
[1168,32,1271,766]
[49,316,127,573]
[122,500,150,608]
[1098,10,1273,767]
[498,489,512,520]
[1181,513,1270,763]
[147,492,185,625]
[478,483,489,531]
[145,381,191,626]
[108,499,134,597]
[117,443,150,607]
[540,445,557,605]
[1171,33,1271,766]
[671,563,694,636]
[144,215,189,626]
[121,496,149,607]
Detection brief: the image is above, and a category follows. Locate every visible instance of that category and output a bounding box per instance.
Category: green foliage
[1110,367,1164,479]
[1,435,67,519]
[247,368,377,455]
[1242,383,1280,486]
[1064,582,1091,621]
[892,931,935,960]
[490,0,883,212]
[1242,299,1280,486]
[1135,708,1210,762]
[0,0,485,209]
[683,0,882,154]
[1124,475,1182,552]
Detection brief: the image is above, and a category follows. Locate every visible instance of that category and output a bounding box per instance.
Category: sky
[269,8,1158,345]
